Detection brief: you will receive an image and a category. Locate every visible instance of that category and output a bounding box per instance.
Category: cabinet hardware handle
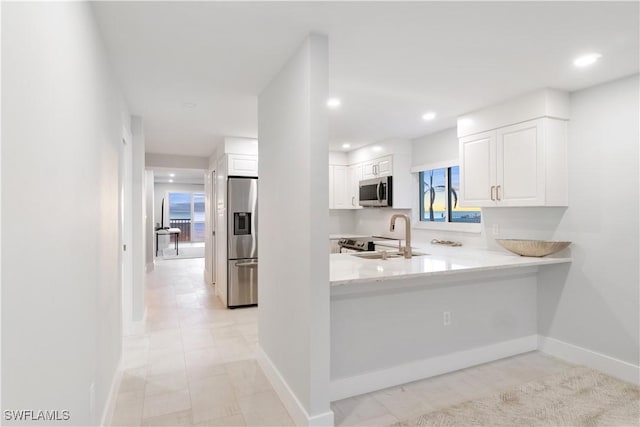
[496,185,501,201]
[490,186,496,201]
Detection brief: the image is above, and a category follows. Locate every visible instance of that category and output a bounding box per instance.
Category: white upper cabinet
[458,88,569,208]
[362,155,393,179]
[228,154,258,177]
[347,164,362,208]
[329,165,335,209]
[377,156,392,176]
[497,120,545,206]
[460,130,496,207]
[329,164,353,209]
[332,165,349,209]
[459,118,568,207]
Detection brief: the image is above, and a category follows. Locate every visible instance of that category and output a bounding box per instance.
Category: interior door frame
[120,126,133,335]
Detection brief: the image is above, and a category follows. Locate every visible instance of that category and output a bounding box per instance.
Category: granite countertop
[330,244,571,287]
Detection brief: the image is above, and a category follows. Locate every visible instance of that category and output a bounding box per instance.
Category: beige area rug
[392,366,640,427]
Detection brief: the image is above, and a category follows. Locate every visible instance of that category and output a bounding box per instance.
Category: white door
[459,130,496,207]
[497,119,545,206]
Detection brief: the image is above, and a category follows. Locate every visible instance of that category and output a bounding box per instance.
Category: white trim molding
[257,346,334,427]
[538,336,640,386]
[330,335,538,402]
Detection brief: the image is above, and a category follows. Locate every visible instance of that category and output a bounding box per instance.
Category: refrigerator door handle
[235,261,258,268]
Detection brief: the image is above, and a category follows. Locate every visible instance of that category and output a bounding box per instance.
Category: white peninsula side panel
[330,268,539,401]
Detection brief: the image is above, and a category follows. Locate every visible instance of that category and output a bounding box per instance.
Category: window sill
[412,221,482,234]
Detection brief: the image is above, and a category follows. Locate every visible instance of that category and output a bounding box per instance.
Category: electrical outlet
[443,311,451,326]
[492,223,500,236]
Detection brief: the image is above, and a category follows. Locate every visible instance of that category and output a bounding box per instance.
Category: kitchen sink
[351,251,429,260]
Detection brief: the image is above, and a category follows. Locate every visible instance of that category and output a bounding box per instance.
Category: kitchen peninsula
[329,245,571,402]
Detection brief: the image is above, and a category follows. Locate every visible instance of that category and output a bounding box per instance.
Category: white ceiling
[93,1,639,156]
[153,168,205,185]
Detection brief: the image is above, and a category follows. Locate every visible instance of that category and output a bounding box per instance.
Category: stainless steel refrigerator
[227,177,258,307]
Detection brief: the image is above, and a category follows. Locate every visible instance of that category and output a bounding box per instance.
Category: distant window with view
[419,166,481,224]
[168,192,206,242]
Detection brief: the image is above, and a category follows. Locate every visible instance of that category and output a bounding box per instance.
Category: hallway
[111,258,294,426]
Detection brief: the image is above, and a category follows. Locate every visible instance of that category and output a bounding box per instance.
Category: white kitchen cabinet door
[361,156,393,180]
[459,130,496,207]
[376,155,392,176]
[348,164,362,208]
[332,165,349,209]
[329,165,335,209]
[228,154,258,177]
[362,161,376,179]
[496,119,545,206]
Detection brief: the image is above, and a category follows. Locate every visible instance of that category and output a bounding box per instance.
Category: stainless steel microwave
[359,176,392,207]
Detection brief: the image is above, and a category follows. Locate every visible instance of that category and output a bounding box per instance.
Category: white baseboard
[100,359,123,427]
[145,262,154,273]
[257,346,334,427]
[330,335,538,401]
[538,335,640,386]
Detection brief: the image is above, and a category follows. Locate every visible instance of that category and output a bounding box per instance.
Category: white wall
[412,128,458,167]
[258,34,333,425]
[537,74,639,366]
[353,208,411,241]
[224,137,258,155]
[2,2,129,424]
[145,153,209,170]
[329,151,348,165]
[329,210,356,235]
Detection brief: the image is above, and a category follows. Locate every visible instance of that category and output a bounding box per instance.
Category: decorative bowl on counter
[496,239,571,257]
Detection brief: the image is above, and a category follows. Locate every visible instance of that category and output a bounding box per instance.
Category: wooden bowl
[496,239,571,257]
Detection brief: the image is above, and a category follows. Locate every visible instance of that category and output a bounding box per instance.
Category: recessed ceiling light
[573,53,602,68]
[169,179,174,183]
[327,98,341,108]
[422,112,436,121]
[182,102,197,109]
[169,173,175,177]
[372,146,383,152]
[342,143,351,149]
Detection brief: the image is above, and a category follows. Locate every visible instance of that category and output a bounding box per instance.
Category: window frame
[166,191,206,242]
[411,160,482,233]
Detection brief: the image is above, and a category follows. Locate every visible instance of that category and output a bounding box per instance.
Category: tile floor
[331,351,574,426]
[111,258,294,427]
[112,257,575,427]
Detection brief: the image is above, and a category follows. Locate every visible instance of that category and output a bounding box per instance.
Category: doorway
[152,168,206,260]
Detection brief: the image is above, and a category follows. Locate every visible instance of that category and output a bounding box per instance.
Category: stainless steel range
[337,238,375,253]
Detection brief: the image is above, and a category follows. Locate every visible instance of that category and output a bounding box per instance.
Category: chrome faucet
[389,214,412,259]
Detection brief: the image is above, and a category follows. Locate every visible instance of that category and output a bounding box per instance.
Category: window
[419,166,481,224]
[168,192,206,242]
